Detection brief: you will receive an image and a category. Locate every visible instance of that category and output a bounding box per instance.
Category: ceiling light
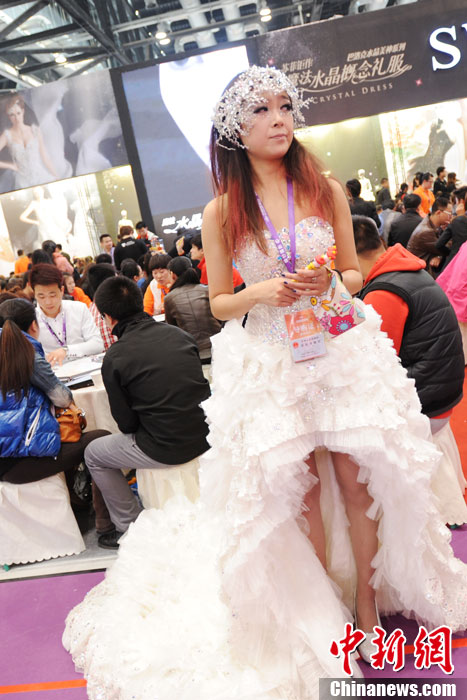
[22,75,42,87]
[159,37,171,45]
[260,13,272,21]
[155,31,167,39]
[0,61,18,77]
[54,54,68,64]
[260,7,271,15]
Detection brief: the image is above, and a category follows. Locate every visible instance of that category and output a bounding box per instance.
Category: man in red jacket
[352,215,466,525]
[191,232,244,290]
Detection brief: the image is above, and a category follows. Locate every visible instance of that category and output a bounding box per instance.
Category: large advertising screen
[0,165,141,274]
[121,45,250,238]
[256,0,467,127]
[0,71,128,195]
[296,94,467,198]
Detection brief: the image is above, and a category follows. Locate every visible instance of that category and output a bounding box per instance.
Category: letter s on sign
[429,25,461,70]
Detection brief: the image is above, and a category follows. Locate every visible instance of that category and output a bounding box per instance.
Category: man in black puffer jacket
[353,215,466,524]
[85,276,211,548]
[353,215,464,418]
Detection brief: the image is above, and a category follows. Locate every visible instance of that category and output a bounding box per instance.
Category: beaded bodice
[6,129,40,172]
[235,217,335,344]
[5,126,50,188]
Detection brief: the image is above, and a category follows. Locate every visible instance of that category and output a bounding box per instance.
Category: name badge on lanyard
[284,308,326,361]
[256,177,326,362]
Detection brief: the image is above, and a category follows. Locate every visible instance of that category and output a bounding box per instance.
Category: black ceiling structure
[0,0,410,90]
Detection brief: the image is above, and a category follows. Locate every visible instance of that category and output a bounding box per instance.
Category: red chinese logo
[371,627,407,671]
[413,626,453,675]
[329,623,365,676]
[330,624,454,676]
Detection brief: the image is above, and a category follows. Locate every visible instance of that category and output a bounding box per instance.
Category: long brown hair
[210,129,335,257]
[0,299,36,400]
[4,93,25,114]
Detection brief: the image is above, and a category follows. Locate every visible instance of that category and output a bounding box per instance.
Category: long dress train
[63,217,467,699]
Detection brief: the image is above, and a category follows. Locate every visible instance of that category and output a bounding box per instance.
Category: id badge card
[284,308,327,362]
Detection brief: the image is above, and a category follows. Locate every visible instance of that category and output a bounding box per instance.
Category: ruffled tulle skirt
[63,306,467,699]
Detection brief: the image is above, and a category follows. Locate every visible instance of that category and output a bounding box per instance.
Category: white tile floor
[0,528,117,581]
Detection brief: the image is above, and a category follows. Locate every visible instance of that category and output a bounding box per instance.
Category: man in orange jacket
[14,249,29,274]
[143,253,172,316]
[413,172,435,217]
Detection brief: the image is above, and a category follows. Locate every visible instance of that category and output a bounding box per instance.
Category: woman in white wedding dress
[19,186,72,250]
[63,67,467,700]
[0,94,57,190]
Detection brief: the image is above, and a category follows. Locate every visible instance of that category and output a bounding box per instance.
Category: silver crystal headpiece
[212,65,305,150]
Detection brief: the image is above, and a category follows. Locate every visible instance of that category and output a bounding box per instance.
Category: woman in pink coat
[437,240,467,363]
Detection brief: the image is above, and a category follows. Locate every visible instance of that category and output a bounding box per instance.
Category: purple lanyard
[43,312,67,347]
[255,177,296,273]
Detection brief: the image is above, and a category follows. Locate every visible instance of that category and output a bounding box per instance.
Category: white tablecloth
[73,379,118,434]
[0,473,85,566]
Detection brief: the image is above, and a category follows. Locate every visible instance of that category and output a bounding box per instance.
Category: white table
[73,379,118,434]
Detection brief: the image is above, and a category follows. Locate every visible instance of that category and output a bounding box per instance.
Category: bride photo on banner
[0,93,58,192]
[0,71,128,196]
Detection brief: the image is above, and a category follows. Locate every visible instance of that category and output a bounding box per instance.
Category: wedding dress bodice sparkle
[5,127,52,189]
[236,216,334,344]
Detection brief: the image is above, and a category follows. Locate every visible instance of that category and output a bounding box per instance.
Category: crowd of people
[3,221,230,362]
[1,65,467,699]
[346,167,467,357]
[1,221,236,545]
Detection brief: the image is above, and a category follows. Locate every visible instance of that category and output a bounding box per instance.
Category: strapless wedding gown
[63,217,467,700]
[5,126,53,189]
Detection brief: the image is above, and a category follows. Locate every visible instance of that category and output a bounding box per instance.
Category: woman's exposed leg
[332,451,379,633]
[303,453,327,570]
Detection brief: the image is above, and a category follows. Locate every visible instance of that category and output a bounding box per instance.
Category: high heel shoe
[354,594,382,664]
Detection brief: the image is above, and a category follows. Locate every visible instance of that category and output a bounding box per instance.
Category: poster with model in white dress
[0,71,128,195]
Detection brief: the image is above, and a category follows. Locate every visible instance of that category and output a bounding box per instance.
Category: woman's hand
[251,277,299,307]
[176,236,185,255]
[283,266,330,297]
[0,160,18,171]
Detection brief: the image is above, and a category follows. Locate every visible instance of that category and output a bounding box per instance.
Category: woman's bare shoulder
[203,194,227,218]
[203,195,229,236]
[327,176,346,197]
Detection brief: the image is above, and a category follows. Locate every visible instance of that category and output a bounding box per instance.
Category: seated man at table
[30,263,104,366]
[85,276,211,548]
